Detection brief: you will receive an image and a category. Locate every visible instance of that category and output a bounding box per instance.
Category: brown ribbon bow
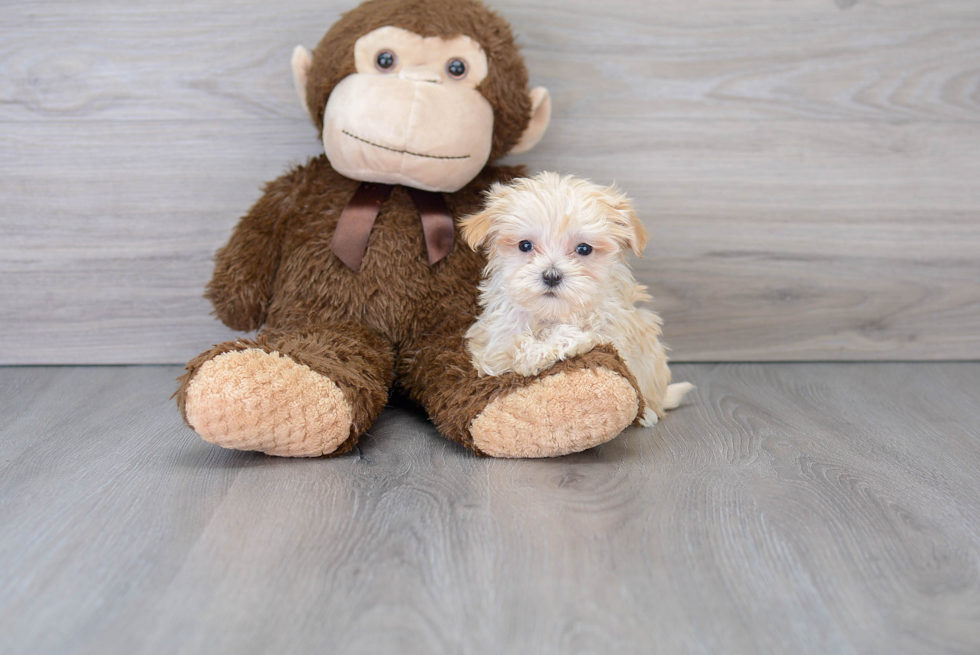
[331,182,455,273]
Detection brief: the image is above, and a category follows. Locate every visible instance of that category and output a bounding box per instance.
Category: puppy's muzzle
[542,269,563,288]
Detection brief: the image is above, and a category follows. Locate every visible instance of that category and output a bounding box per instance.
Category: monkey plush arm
[205,178,291,332]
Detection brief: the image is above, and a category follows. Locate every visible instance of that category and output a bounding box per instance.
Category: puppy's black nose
[542,270,563,288]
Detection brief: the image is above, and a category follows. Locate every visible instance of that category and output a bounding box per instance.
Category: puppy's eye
[518,240,534,253]
[576,243,593,256]
[375,50,396,71]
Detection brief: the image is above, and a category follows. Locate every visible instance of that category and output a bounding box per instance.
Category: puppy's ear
[601,185,649,257]
[459,209,495,251]
[460,182,511,251]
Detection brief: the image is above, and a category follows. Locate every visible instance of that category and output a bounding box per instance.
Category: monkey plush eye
[446,58,468,80]
[575,243,593,256]
[375,50,396,71]
[518,240,534,253]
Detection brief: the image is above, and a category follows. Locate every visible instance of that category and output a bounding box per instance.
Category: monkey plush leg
[400,332,643,458]
[175,324,393,457]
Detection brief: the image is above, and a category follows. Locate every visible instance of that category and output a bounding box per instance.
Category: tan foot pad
[470,367,639,458]
[184,348,352,457]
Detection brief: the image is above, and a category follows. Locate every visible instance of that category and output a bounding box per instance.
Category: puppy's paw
[470,350,516,377]
[566,330,598,359]
[639,407,660,427]
[512,340,560,377]
[547,324,597,359]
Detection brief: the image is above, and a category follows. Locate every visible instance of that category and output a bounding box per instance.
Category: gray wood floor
[2,363,978,655]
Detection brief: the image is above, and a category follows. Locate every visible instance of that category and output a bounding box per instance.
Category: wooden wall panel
[1,0,978,363]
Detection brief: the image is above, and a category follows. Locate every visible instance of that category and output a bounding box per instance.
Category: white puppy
[460,172,693,427]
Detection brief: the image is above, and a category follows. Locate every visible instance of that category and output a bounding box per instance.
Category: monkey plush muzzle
[322,72,495,193]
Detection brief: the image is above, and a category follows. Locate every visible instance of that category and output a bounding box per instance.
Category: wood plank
[2,1,978,123]
[0,121,319,364]
[528,120,980,360]
[1,363,979,654]
[2,0,980,363]
[2,119,978,362]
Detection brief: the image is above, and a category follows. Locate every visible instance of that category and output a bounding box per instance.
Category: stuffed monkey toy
[175,0,644,458]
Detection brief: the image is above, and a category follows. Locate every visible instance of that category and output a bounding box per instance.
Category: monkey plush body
[175,0,644,458]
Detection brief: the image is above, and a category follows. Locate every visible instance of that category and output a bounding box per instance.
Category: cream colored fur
[470,367,639,457]
[460,172,693,427]
[291,45,313,115]
[509,86,551,155]
[185,349,353,457]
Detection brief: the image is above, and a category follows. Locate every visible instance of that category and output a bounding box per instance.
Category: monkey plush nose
[398,66,441,84]
[542,270,563,288]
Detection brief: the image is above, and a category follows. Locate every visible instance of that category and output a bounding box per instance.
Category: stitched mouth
[342,130,470,160]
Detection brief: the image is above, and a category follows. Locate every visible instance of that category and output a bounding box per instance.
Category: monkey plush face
[291,0,551,194]
[322,26,494,192]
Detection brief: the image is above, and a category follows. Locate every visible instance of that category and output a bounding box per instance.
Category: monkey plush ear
[291,46,314,116]
[508,87,551,155]
[601,185,650,257]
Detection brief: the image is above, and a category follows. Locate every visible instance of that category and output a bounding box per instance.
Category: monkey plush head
[291,0,551,193]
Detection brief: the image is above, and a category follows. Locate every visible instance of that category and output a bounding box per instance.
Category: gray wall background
[2,0,978,364]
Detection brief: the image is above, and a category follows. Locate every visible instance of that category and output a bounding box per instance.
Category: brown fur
[304,0,531,161]
[400,337,644,454]
[176,0,642,455]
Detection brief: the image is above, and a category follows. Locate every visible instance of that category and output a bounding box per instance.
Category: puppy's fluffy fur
[460,172,693,426]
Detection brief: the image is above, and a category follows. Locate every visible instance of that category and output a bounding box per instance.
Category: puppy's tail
[662,382,695,410]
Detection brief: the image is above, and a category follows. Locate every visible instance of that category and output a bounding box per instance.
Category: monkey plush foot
[469,367,638,458]
[183,348,353,457]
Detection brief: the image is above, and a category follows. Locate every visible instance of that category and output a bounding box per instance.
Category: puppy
[459,172,693,427]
